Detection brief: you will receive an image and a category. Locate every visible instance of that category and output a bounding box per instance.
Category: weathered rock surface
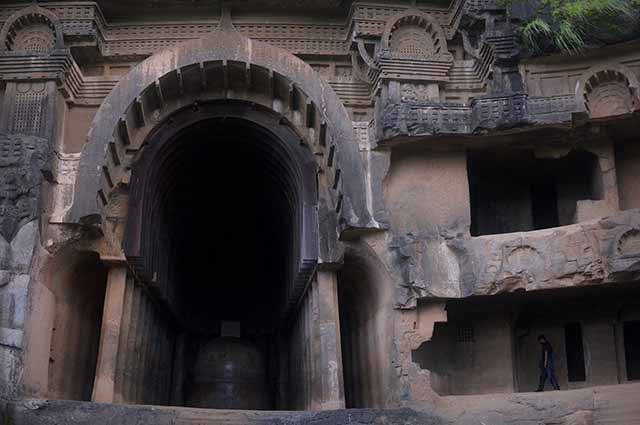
[0,132,51,399]
[390,209,640,306]
[3,400,446,425]
[437,383,640,425]
[5,383,640,424]
[461,210,640,296]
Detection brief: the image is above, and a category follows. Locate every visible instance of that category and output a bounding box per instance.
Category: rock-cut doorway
[120,105,317,409]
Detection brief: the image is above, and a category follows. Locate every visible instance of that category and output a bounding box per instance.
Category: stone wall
[413,312,515,395]
[338,242,397,408]
[384,149,470,237]
[411,284,640,396]
[287,271,345,410]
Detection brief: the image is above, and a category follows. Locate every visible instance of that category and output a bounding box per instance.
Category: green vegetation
[501,0,640,55]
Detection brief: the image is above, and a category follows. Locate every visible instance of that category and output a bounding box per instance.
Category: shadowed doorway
[120,106,318,409]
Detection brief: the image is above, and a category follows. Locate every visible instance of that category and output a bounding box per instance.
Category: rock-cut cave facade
[0,1,639,424]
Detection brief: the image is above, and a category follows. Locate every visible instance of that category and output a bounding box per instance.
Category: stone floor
[3,383,639,425]
[434,383,640,425]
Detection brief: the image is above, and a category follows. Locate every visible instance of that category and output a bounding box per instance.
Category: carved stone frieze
[11,83,46,136]
[0,1,470,59]
[401,84,440,102]
[0,222,35,349]
[0,5,64,53]
[390,210,640,307]
[0,132,50,242]
[521,56,640,122]
[352,121,372,150]
[377,88,633,142]
[0,131,50,399]
[472,93,527,128]
[525,95,577,124]
[11,23,55,53]
[459,210,640,295]
[380,93,530,140]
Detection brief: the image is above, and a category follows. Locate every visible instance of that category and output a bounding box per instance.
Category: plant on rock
[502,0,640,55]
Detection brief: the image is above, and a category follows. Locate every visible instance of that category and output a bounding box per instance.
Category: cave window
[531,179,560,230]
[468,148,604,236]
[614,138,640,211]
[564,322,586,382]
[624,321,640,381]
[457,324,474,343]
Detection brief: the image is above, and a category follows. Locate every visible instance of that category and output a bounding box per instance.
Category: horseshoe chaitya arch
[68,27,374,237]
[575,63,640,118]
[0,5,64,51]
[123,102,321,321]
[381,10,450,58]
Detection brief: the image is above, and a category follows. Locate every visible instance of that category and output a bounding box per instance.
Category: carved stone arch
[0,5,64,53]
[618,228,640,257]
[381,10,450,60]
[576,63,640,119]
[122,102,320,320]
[69,28,375,257]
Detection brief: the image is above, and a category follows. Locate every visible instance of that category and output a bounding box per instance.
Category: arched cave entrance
[337,246,395,408]
[117,103,317,409]
[47,250,107,401]
[50,28,376,410]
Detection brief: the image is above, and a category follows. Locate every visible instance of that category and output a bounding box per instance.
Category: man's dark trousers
[538,364,560,391]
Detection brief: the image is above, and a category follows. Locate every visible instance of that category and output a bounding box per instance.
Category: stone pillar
[170,332,188,406]
[314,269,345,410]
[92,265,127,403]
[576,137,621,221]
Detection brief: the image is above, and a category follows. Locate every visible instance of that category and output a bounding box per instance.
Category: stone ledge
[459,209,640,296]
[2,400,446,425]
[6,383,640,425]
[379,93,576,142]
[438,383,640,425]
[390,210,640,305]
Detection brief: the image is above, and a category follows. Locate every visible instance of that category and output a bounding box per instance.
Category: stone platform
[1,402,445,425]
[3,383,640,425]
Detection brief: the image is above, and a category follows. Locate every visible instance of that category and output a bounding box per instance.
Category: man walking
[536,334,560,391]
